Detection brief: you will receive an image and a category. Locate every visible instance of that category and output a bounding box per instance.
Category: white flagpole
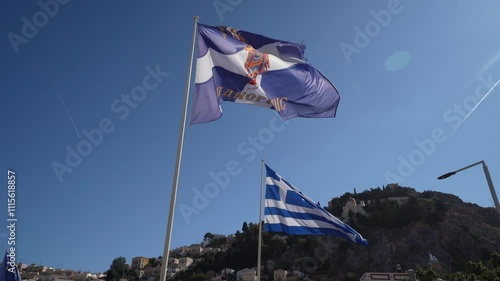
[159,15,199,281]
[257,159,264,281]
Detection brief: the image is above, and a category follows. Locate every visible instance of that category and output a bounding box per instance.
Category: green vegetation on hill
[328,185,450,230]
[416,251,500,281]
[106,184,500,280]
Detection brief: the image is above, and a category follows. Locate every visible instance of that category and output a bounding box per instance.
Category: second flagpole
[257,159,264,280]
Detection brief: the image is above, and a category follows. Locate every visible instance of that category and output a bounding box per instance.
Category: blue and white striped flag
[264,165,368,246]
[0,251,21,281]
[190,23,340,125]
[429,253,439,263]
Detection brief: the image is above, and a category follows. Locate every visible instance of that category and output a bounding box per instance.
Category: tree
[106,257,128,281]
[174,270,191,281]
[443,251,500,281]
[224,272,236,281]
[416,267,438,281]
[489,251,500,268]
[266,235,287,259]
[204,232,215,242]
[191,273,207,281]
[147,257,160,268]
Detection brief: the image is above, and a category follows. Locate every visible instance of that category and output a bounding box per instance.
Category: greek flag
[264,165,368,246]
[190,23,340,125]
[429,253,439,263]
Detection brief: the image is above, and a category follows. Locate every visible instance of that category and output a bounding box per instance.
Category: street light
[437,160,500,220]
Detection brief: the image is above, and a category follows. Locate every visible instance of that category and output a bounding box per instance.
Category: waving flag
[264,165,368,246]
[0,252,21,281]
[429,253,439,263]
[190,23,340,125]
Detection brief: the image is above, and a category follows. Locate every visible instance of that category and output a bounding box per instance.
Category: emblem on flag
[190,23,340,125]
[218,26,270,86]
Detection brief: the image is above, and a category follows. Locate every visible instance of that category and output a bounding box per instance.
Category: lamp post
[437,160,500,220]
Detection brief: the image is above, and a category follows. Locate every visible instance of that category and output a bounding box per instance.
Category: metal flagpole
[159,15,199,281]
[257,159,264,281]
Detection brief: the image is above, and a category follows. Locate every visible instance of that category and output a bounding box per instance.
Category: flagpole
[257,159,264,281]
[159,15,198,281]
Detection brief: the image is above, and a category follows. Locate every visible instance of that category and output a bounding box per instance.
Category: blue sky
[1,0,500,273]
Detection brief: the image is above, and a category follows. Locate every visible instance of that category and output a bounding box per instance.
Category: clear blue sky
[1,0,500,273]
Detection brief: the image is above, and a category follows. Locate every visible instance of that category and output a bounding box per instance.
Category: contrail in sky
[49,75,81,139]
[475,51,500,78]
[456,77,500,129]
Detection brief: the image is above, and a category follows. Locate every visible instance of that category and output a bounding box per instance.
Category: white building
[359,270,416,281]
[273,269,287,281]
[166,256,193,278]
[179,257,193,270]
[221,268,235,276]
[202,247,222,254]
[237,268,256,281]
[186,245,203,255]
[144,266,161,279]
[342,197,367,218]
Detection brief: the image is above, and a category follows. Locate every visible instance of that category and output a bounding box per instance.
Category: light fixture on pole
[437,160,500,220]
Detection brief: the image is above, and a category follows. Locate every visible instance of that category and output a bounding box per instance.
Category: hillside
[320,184,500,280]
[128,184,500,281]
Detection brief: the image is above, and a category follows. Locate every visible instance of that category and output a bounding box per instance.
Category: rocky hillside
[318,185,500,280]
[176,184,500,281]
